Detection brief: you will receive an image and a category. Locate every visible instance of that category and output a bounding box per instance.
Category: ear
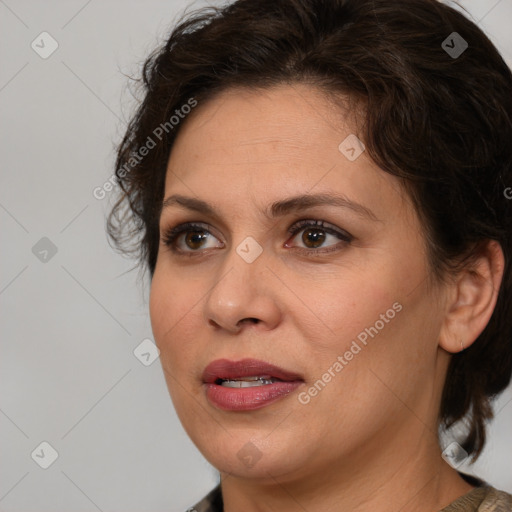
[439,240,505,354]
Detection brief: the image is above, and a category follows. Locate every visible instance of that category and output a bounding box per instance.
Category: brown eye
[301,228,327,248]
[162,222,224,254]
[286,219,353,254]
[184,230,209,250]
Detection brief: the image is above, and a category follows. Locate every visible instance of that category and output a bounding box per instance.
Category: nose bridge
[203,236,280,331]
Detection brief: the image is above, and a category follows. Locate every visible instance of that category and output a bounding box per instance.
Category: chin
[196,433,306,481]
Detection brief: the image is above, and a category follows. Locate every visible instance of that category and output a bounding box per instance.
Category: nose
[203,246,282,334]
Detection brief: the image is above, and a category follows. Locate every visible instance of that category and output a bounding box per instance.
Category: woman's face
[150,84,451,482]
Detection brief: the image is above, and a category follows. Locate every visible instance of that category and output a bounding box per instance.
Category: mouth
[202,358,304,384]
[215,376,282,388]
[202,358,304,411]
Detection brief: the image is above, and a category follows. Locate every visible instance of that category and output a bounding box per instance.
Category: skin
[149,84,504,512]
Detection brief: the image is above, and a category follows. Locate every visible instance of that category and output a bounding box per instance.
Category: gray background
[1,1,511,511]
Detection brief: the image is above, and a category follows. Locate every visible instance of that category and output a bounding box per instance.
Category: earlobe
[438,240,505,354]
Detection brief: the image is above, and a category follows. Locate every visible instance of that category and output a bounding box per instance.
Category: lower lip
[204,381,303,411]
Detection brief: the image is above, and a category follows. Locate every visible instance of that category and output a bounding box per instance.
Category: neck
[219,425,474,512]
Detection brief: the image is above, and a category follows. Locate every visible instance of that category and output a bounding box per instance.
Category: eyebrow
[161,193,379,221]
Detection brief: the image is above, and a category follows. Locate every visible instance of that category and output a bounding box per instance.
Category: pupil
[186,231,208,249]
[302,228,326,248]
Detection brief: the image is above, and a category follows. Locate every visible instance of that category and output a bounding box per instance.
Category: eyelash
[161,219,353,257]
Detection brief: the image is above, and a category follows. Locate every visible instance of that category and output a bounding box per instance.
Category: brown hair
[107,0,512,461]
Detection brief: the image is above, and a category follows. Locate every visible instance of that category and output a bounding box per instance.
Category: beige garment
[440,485,512,511]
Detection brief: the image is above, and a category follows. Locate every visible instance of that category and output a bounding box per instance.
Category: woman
[107,0,512,510]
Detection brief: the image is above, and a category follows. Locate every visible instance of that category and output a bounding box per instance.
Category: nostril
[239,318,260,325]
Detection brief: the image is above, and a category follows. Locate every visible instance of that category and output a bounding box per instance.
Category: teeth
[234,375,273,381]
[220,377,280,388]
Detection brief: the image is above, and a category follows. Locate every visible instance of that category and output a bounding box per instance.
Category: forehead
[167,85,364,181]
[163,84,408,223]
[173,84,354,155]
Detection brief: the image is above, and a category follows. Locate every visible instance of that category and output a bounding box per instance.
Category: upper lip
[202,358,304,384]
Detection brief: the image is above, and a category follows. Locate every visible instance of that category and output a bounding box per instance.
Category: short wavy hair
[107,0,512,461]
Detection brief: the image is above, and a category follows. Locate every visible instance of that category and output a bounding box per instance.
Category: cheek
[290,262,429,409]
[288,266,399,353]
[149,270,207,421]
[149,269,174,342]
[149,268,200,368]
